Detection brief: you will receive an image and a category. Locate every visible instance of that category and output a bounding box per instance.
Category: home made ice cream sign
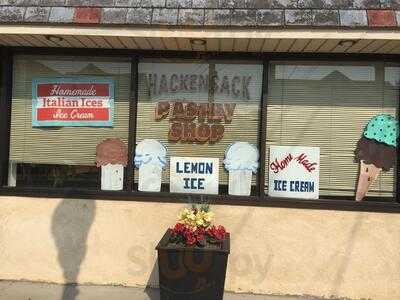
[32,77,114,127]
[268,146,320,199]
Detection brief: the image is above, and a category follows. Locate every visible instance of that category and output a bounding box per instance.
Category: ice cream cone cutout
[224,142,259,196]
[355,114,398,201]
[134,139,167,192]
[355,160,382,201]
[96,138,128,191]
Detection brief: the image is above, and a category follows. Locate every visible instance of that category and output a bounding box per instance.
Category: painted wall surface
[0,196,399,300]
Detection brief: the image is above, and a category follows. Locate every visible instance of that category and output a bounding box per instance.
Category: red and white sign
[268,145,320,199]
[32,78,114,127]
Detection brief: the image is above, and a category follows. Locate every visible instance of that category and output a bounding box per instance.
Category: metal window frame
[125,55,139,191]
[0,48,12,187]
[0,46,398,214]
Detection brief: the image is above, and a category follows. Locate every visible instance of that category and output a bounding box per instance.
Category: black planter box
[156,230,230,300]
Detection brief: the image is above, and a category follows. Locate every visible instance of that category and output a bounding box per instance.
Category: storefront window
[4,54,398,204]
[8,55,131,189]
[266,62,398,201]
[136,59,263,195]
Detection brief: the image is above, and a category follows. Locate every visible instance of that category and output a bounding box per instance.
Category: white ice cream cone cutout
[224,142,259,196]
[134,139,167,192]
[355,160,382,201]
[101,164,124,191]
[96,138,128,191]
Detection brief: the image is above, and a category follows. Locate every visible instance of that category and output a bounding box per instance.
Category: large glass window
[136,59,263,195]
[266,62,398,201]
[8,55,131,189]
[4,54,398,205]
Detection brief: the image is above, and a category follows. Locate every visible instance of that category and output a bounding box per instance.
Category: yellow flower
[196,217,204,226]
[177,206,215,230]
[178,208,198,228]
[187,212,196,220]
[203,211,214,223]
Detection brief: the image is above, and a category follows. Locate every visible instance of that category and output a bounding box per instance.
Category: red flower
[172,223,186,234]
[207,225,226,241]
[184,230,196,246]
[194,227,205,235]
[194,227,205,243]
[169,219,227,247]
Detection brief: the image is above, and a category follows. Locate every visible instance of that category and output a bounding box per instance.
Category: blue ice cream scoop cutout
[224,142,259,173]
[134,139,167,169]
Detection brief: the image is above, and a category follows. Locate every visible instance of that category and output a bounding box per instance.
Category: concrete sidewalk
[0,281,320,300]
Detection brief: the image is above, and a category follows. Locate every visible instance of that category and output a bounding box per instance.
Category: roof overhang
[1,25,400,54]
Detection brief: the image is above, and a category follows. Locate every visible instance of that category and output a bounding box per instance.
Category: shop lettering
[296,153,318,173]
[53,108,95,120]
[176,162,213,174]
[42,98,104,108]
[49,84,97,96]
[270,153,318,174]
[183,178,205,190]
[273,180,315,192]
[175,161,214,191]
[155,101,236,122]
[145,73,252,100]
[270,153,293,173]
[155,101,236,144]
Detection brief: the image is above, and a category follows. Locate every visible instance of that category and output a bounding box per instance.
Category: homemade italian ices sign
[134,139,167,192]
[170,157,219,194]
[224,142,259,196]
[32,77,114,127]
[268,146,320,199]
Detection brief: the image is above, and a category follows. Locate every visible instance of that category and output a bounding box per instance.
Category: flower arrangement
[169,204,227,247]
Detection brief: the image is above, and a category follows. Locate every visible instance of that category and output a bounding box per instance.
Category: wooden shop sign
[155,101,236,143]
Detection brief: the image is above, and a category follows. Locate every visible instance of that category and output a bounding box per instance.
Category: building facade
[0,0,399,299]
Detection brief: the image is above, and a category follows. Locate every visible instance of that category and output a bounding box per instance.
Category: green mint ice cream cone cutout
[355,114,399,201]
[363,114,399,147]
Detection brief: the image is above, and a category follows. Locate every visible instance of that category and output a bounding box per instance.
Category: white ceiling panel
[0,31,396,55]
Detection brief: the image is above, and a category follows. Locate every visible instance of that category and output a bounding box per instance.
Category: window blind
[136,61,263,186]
[9,55,131,166]
[265,62,398,198]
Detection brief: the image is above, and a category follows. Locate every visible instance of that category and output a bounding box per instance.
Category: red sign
[37,83,110,97]
[32,78,114,127]
[36,108,110,121]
